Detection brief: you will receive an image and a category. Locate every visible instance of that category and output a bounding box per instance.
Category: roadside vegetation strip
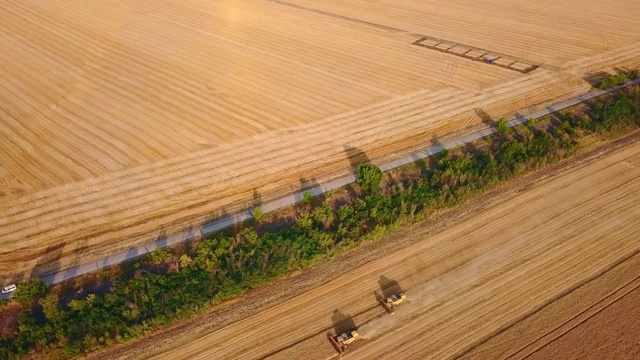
[1,81,639,359]
[21,76,640,289]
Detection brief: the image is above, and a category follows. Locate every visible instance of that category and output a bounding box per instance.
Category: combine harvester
[379,292,407,314]
[328,329,361,356]
[328,292,408,355]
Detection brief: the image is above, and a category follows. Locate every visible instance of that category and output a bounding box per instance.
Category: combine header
[379,292,406,314]
[328,329,361,356]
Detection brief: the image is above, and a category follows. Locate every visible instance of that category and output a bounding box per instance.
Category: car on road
[2,284,17,294]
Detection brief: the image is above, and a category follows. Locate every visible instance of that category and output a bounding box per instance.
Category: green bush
[592,97,636,129]
[302,191,313,204]
[598,73,628,90]
[179,254,192,269]
[496,117,510,136]
[150,248,171,263]
[13,278,48,305]
[357,163,383,193]
[253,207,264,222]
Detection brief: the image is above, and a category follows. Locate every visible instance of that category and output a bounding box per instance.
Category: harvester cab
[380,292,407,314]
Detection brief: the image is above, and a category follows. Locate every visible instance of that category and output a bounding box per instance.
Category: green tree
[302,191,313,205]
[253,207,264,222]
[195,236,232,277]
[39,293,65,325]
[357,163,383,193]
[297,213,313,231]
[179,254,192,269]
[39,293,69,345]
[496,117,510,136]
[526,118,538,128]
[150,248,171,263]
[13,278,48,305]
[598,73,627,90]
[312,203,334,229]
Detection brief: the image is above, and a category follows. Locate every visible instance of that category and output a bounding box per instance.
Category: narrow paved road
[2,78,637,300]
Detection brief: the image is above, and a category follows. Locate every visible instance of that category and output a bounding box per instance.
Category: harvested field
[1,0,640,279]
[121,135,640,359]
[463,250,640,360]
[280,0,640,67]
[524,287,640,360]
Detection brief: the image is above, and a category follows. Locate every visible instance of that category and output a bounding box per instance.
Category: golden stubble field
[108,132,640,360]
[1,0,640,279]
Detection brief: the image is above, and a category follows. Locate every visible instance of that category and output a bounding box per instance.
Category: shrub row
[1,87,639,359]
[598,69,638,90]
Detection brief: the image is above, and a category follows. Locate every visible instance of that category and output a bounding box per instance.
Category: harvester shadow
[378,275,403,299]
[331,309,357,334]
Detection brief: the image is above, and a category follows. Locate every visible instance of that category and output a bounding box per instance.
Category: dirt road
[142,139,640,359]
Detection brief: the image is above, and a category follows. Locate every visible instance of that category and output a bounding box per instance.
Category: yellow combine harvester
[380,292,406,314]
[328,329,361,355]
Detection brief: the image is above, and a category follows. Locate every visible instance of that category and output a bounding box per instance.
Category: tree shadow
[182,226,200,257]
[199,209,234,250]
[68,276,114,305]
[612,66,628,76]
[546,110,563,128]
[32,243,65,284]
[153,229,168,250]
[344,145,371,197]
[583,71,611,89]
[430,137,443,149]
[296,177,325,206]
[463,140,480,155]
[514,111,527,123]
[378,275,403,298]
[474,107,495,127]
[408,153,431,179]
[344,145,371,173]
[331,309,357,334]
[61,235,93,283]
[252,189,262,208]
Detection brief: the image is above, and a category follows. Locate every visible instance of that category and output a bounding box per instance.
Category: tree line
[1,85,639,359]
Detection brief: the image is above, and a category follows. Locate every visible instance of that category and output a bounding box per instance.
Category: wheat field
[1,0,639,279]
